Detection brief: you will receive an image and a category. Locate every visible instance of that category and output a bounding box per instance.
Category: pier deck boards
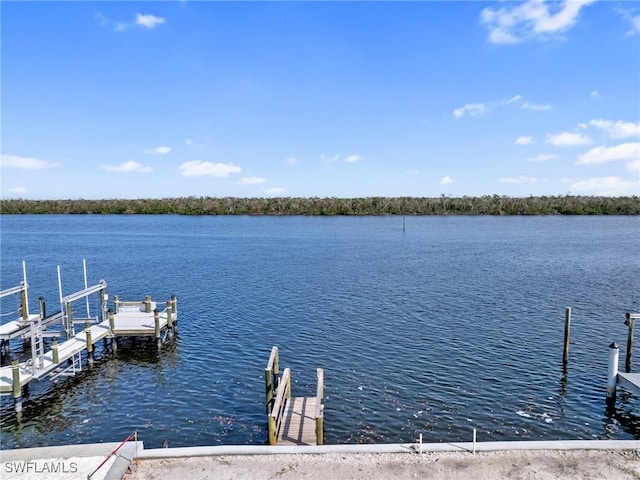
[111,309,171,336]
[278,396,318,446]
[0,320,112,395]
[0,314,42,340]
[618,372,640,394]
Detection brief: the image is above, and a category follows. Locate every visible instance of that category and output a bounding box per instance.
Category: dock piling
[52,337,59,364]
[563,307,571,364]
[607,342,619,406]
[625,313,635,373]
[154,309,161,348]
[85,320,94,367]
[11,360,22,412]
[144,295,152,314]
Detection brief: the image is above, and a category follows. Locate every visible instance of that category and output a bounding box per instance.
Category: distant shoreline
[1,195,639,215]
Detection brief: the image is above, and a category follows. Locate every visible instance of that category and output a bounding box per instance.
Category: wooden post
[20,285,28,320]
[315,368,324,446]
[145,295,152,313]
[268,416,277,446]
[626,313,635,373]
[563,307,571,364]
[11,360,22,412]
[108,308,115,331]
[64,302,73,338]
[113,295,120,314]
[171,295,177,331]
[51,337,59,364]
[607,342,619,406]
[154,309,161,348]
[99,285,107,323]
[85,320,94,366]
[166,300,173,328]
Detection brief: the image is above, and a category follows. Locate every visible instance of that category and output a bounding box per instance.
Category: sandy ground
[131,450,640,480]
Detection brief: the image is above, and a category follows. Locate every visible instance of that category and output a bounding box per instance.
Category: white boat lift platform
[0,320,112,395]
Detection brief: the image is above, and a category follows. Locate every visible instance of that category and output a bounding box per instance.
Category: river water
[0,214,638,449]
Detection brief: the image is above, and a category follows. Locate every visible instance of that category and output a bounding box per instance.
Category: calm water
[0,215,639,449]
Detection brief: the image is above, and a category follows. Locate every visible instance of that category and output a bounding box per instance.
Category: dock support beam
[607,342,619,406]
[563,307,571,364]
[11,360,22,413]
[145,295,152,314]
[625,313,635,373]
[52,337,59,364]
[154,309,161,348]
[85,321,94,367]
[171,295,178,333]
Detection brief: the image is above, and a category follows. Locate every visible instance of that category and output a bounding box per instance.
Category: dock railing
[315,367,324,445]
[267,367,291,445]
[265,346,280,414]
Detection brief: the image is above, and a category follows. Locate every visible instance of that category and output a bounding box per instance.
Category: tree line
[1,195,638,215]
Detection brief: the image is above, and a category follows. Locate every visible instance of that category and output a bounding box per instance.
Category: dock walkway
[264,346,324,446]
[0,320,112,394]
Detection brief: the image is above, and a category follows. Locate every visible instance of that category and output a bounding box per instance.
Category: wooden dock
[0,261,177,412]
[264,346,324,446]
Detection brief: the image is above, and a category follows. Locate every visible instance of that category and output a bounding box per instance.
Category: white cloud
[627,159,640,173]
[546,131,593,146]
[136,14,166,29]
[185,139,193,146]
[499,176,538,184]
[95,12,108,27]
[453,103,486,118]
[180,161,241,177]
[569,177,639,196]
[617,9,640,36]
[144,146,171,155]
[237,176,266,185]
[515,136,533,145]
[629,15,640,36]
[507,94,522,104]
[481,0,596,44]
[522,102,552,111]
[576,142,640,165]
[588,119,640,139]
[0,154,58,169]
[98,12,166,31]
[590,90,600,98]
[321,154,340,163]
[265,187,285,195]
[8,187,27,195]
[100,160,152,173]
[439,176,454,185]
[527,154,557,162]
[286,157,297,165]
[320,154,360,163]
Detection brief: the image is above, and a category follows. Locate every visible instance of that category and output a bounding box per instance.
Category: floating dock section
[0,261,177,412]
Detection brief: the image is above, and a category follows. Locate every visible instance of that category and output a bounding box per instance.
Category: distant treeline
[1,195,639,215]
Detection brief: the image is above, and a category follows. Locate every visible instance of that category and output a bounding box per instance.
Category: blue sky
[1,0,639,199]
